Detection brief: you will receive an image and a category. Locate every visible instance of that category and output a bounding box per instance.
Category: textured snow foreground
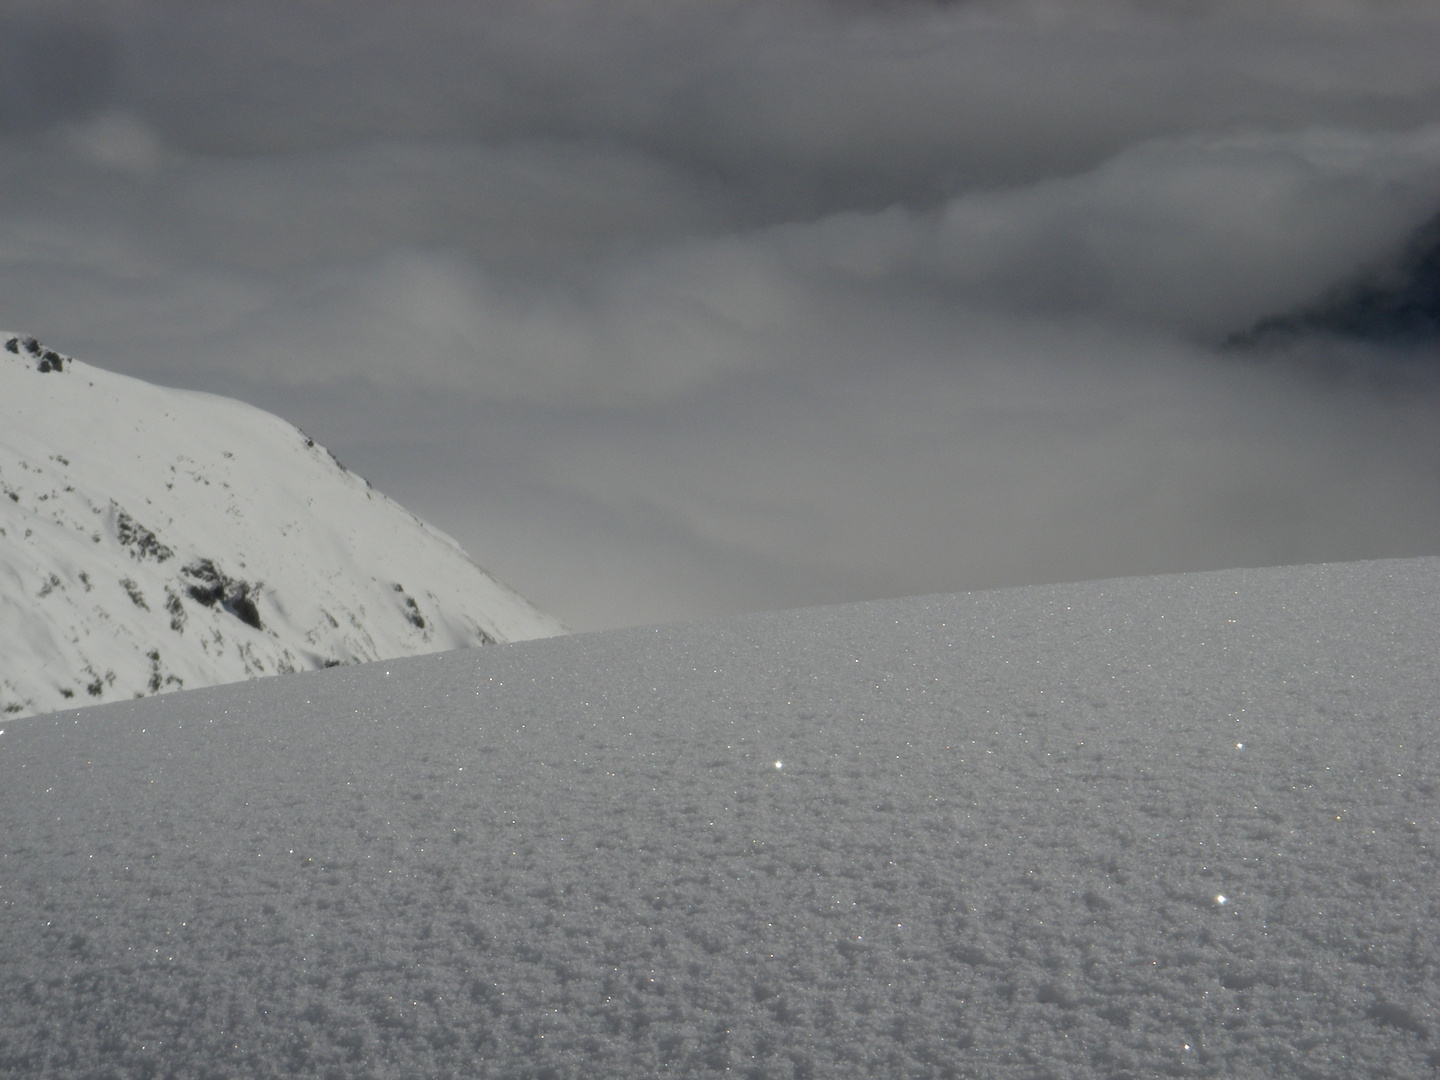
[2,559,1438,1079]
[1,334,563,718]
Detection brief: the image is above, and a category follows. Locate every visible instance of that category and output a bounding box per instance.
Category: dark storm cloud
[20,120,1437,403]
[1229,209,1440,348]
[0,8,119,131]
[74,1,1440,207]
[3,0,1440,628]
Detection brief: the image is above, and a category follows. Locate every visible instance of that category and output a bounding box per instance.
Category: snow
[1,334,564,719]
[2,557,1436,1078]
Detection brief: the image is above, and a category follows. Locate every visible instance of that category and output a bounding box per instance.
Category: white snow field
[1,334,564,719]
[1,557,1437,1079]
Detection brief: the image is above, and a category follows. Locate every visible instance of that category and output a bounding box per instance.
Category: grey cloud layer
[2,1,1439,629]
[11,2,1440,193]
[12,121,1440,402]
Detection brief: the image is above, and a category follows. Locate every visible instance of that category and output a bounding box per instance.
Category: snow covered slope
[1,333,564,718]
[0,558,1436,1078]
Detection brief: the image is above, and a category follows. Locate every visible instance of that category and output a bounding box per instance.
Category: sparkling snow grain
[0,558,1436,1078]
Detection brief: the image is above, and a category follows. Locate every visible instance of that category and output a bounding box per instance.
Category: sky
[3,0,1440,631]
[3,556,1437,1077]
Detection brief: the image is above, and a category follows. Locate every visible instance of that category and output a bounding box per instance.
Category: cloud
[928,126,1440,336]
[54,110,168,177]
[3,2,1427,207]
[2,1,1440,628]
[246,315,1440,632]
[1228,210,1440,348]
[0,10,120,132]
[94,1,1440,203]
[19,121,1437,407]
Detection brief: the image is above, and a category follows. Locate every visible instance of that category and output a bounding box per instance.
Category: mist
[3,0,1439,629]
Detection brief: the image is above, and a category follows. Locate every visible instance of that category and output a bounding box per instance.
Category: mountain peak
[1,335,564,718]
[4,333,74,373]
[1225,209,1440,350]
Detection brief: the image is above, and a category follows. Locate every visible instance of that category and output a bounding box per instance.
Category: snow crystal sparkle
[2,552,1437,1080]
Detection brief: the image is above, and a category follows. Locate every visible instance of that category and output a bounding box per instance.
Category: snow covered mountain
[1,333,564,718]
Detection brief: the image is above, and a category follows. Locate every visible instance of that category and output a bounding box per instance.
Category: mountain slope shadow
[1226,210,1440,351]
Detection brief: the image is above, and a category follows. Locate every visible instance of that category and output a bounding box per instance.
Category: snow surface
[1,334,564,719]
[1,557,1437,1078]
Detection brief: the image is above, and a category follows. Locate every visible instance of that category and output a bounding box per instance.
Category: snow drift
[1,557,1436,1078]
[1,334,563,718]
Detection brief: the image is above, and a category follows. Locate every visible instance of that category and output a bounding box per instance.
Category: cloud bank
[3,0,1439,628]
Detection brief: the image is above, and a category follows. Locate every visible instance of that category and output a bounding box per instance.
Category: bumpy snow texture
[1,557,1437,1079]
[1,333,564,718]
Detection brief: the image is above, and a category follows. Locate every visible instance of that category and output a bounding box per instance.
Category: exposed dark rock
[120,577,149,611]
[183,558,264,630]
[229,593,262,630]
[299,428,351,474]
[7,335,72,372]
[165,591,186,633]
[1226,210,1440,351]
[114,508,173,562]
[184,560,225,608]
[142,649,181,695]
[394,584,427,629]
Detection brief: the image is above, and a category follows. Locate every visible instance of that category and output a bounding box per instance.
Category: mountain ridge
[1,333,564,718]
